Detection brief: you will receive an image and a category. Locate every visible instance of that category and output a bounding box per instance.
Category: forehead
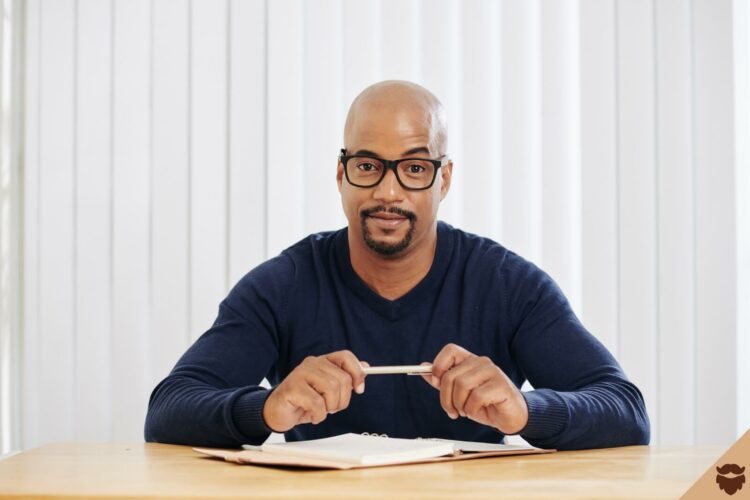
[345,102,436,157]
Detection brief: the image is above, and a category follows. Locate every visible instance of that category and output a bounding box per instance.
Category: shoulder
[282,228,343,264]
[224,229,344,311]
[441,221,555,297]
[440,221,510,273]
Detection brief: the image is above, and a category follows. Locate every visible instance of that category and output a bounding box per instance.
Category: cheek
[409,195,438,225]
[341,187,364,221]
[420,190,441,216]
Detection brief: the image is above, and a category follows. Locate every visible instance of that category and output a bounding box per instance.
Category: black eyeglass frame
[339,148,449,191]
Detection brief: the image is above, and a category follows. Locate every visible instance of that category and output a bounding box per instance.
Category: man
[145,81,649,450]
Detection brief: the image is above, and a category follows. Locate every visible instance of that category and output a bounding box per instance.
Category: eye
[357,162,378,172]
[400,161,431,177]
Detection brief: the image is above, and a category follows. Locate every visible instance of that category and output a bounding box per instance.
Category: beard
[360,206,417,256]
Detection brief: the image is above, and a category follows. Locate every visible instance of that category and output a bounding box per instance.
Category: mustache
[360,205,417,221]
[717,463,746,475]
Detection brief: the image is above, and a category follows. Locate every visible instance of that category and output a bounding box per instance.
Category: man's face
[337,103,452,258]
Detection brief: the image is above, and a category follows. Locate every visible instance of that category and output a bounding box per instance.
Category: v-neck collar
[334,221,454,321]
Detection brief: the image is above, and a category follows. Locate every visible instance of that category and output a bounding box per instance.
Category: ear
[439,161,453,201]
[336,161,344,193]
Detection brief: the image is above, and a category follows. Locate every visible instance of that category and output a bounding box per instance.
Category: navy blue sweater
[144,222,649,450]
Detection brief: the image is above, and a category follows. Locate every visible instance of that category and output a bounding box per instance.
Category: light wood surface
[0,442,723,499]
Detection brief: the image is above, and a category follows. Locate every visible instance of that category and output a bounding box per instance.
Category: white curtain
[0,0,23,456]
[14,0,750,450]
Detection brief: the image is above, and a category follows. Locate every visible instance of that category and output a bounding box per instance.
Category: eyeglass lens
[346,157,436,189]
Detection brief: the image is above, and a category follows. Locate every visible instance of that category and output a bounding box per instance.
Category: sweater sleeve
[501,252,650,450]
[144,254,294,448]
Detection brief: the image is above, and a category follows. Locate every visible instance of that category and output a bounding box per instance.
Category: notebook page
[259,433,456,466]
[424,438,537,453]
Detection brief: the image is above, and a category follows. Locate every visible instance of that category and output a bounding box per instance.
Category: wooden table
[0,442,723,499]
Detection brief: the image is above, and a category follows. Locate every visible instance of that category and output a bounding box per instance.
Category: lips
[360,205,416,221]
[369,212,407,220]
[360,206,416,232]
[368,213,407,228]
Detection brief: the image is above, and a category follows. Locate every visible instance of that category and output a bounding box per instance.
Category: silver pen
[362,364,433,375]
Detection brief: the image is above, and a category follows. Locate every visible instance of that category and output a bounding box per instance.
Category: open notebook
[194,433,553,470]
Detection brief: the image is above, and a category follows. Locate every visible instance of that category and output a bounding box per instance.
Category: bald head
[344,80,448,156]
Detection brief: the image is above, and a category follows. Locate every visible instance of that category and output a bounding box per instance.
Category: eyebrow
[353,146,431,157]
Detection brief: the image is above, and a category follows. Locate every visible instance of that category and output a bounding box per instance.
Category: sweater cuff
[231,389,274,443]
[518,388,569,441]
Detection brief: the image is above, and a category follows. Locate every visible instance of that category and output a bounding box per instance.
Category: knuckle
[441,394,453,409]
[314,396,326,413]
[455,378,470,392]
[324,391,337,406]
[302,356,317,365]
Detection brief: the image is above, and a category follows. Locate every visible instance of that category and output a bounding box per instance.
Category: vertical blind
[0,0,23,455]
[17,0,748,449]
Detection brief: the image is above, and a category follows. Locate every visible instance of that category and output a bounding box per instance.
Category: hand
[421,343,528,435]
[262,350,367,433]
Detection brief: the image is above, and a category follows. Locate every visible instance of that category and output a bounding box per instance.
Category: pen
[362,364,433,375]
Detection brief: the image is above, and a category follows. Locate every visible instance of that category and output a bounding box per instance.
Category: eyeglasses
[339,149,449,191]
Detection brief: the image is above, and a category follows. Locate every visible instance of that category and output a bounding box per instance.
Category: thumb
[419,362,440,389]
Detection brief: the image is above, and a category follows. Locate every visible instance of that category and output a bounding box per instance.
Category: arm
[424,252,649,450]
[144,256,290,448]
[144,253,368,448]
[504,252,650,450]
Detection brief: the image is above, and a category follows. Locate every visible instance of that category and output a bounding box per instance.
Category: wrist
[261,387,288,433]
[231,388,276,442]
[516,389,568,440]
[501,390,529,435]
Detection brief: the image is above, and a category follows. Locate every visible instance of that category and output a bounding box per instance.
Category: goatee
[360,206,417,256]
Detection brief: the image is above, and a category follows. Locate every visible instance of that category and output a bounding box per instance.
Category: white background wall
[7,0,749,450]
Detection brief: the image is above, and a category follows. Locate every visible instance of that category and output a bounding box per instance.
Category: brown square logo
[682,429,750,498]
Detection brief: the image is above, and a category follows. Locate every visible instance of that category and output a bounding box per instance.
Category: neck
[348,223,438,301]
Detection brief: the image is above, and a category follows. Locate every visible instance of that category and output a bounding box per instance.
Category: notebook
[254,433,455,466]
[194,433,553,470]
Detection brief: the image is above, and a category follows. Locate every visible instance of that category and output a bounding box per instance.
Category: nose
[371,167,405,203]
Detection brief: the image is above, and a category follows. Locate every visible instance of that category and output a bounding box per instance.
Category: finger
[305,367,343,414]
[440,363,472,419]
[358,361,370,392]
[318,360,354,412]
[484,400,529,435]
[266,403,304,433]
[287,406,317,428]
[464,380,506,420]
[438,352,479,419]
[358,360,370,389]
[418,362,440,388]
[326,350,367,393]
[289,384,328,425]
[431,343,474,380]
[420,373,440,389]
[451,358,496,417]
